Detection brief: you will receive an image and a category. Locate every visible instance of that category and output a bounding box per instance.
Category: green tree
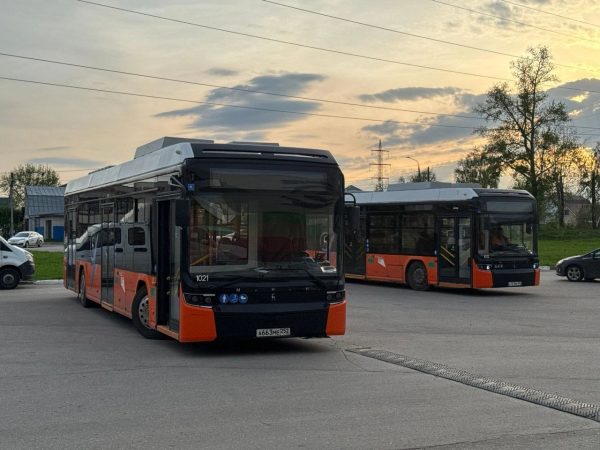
[579,143,600,228]
[454,146,502,188]
[0,164,60,209]
[474,46,575,209]
[410,167,436,182]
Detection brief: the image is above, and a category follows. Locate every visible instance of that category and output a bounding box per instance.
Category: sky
[1,0,600,193]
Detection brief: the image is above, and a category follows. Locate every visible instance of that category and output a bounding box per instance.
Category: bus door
[344,216,366,276]
[155,199,181,331]
[65,208,77,289]
[100,203,115,303]
[437,216,472,285]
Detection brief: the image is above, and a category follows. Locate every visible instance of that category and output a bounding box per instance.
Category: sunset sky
[1,0,600,191]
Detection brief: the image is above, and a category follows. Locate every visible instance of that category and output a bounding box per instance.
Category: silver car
[8,231,44,248]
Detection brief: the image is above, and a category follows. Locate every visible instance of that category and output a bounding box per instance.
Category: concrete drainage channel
[347,348,600,423]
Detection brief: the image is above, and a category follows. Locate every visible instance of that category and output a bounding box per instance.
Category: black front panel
[214,306,328,339]
[492,269,536,287]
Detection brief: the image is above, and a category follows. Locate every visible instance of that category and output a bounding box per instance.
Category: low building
[24,186,65,241]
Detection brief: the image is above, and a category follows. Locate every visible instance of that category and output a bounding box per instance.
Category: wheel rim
[413,267,426,285]
[138,296,151,329]
[567,266,581,281]
[2,272,16,287]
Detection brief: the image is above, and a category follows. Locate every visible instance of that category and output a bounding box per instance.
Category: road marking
[348,348,600,423]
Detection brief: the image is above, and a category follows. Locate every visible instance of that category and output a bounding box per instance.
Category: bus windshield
[479,200,536,256]
[187,165,342,284]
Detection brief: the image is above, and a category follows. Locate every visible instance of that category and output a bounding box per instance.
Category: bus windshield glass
[187,165,342,283]
[479,200,535,256]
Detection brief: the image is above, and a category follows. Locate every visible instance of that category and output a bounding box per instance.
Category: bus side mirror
[175,200,190,227]
[349,206,360,232]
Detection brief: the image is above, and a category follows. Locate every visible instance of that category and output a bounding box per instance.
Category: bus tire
[407,261,430,291]
[132,287,163,339]
[565,265,583,282]
[0,267,20,289]
[78,272,93,308]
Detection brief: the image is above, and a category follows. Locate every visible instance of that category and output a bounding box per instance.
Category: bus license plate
[256,328,291,338]
[508,281,523,287]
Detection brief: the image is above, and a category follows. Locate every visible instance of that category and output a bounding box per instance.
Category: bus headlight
[533,262,539,269]
[478,264,492,271]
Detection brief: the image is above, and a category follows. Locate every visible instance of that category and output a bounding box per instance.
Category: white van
[0,236,35,289]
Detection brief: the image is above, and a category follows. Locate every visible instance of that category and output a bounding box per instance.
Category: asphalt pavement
[0,273,598,449]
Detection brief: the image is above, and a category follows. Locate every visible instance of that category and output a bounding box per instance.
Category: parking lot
[1,272,599,449]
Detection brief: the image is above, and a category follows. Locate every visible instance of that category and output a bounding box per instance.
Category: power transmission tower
[370,140,390,191]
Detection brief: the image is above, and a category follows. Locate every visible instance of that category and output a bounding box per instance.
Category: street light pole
[405,156,421,180]
[8,172,15,236]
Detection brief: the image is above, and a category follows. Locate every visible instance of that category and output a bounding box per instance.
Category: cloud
[360,89,483,147]
[206,68,239,77]
[359,87,462,103]
[26,157,107,167]
[156,73,325,131]
[31,146,70,153]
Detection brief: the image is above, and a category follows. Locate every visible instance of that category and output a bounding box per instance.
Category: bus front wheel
[407,262,430,291]
[132,287,164,339]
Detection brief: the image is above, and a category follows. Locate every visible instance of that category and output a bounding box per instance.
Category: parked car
[555,248,600,281]
[0,236,35,289]
[7,231,44,248]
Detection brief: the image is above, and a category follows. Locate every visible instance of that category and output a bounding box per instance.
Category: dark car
[555,248,600,281]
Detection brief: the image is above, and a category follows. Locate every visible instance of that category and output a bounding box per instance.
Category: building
[24,186,65,241]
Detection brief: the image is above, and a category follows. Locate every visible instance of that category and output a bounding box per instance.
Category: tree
[0,164,60,209]
[474,46,576,210]
[454,146,502,187]
[579,143,600,228]
[397,167,436,183]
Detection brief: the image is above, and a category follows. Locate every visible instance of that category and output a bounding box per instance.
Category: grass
[538,226,600,266]
[30,251,63,280]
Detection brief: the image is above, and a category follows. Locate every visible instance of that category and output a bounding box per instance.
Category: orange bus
[344,183,540,290]
[64,137,346,341]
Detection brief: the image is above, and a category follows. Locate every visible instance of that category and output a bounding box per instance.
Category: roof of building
[25,185,65,218]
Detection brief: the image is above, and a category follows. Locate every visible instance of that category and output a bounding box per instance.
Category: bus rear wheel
[78,273,93,308]
[132,287,164,339]
[407,261,430,291]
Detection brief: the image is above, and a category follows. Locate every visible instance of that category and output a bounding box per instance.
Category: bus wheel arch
[406,260,430,291]
[566,265,584,282]
[132,285,163,339]
[0,266,21,289]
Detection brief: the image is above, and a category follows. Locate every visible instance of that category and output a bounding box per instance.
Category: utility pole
[370,140,390,191]
[8,172,15,236]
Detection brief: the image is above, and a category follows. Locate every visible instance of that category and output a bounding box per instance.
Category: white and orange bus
[344,182,540,290]
[64,137,346,341]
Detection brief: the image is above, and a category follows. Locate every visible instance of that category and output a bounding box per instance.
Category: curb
[33,280,63,285]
